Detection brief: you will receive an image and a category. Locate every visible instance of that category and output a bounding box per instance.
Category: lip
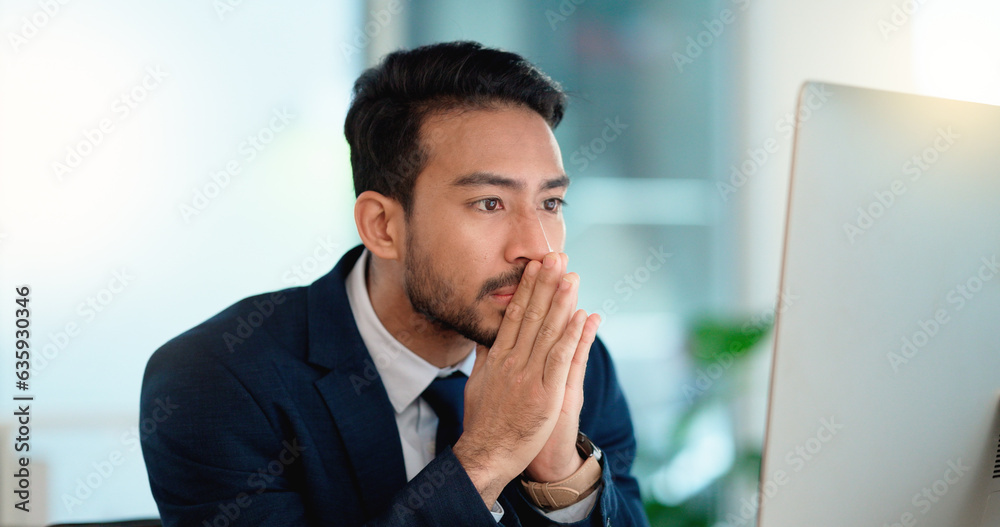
[488,286,517,304]
[490,286,517,297]
[490,293,514,305]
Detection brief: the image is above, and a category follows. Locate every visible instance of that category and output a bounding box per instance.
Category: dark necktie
[420,371,467,456]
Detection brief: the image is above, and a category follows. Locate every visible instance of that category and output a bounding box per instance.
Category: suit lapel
[305,247,529,525]
[306,246,408,516]
[313,370,406,515]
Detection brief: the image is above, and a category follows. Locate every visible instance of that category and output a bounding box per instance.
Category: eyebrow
[450,171,570,192]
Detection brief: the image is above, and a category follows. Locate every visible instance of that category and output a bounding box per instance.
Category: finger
[492,259,541,354]
[528,272,579,372]
[465,344,489,401]
[543,309,587,389]
[566,313,600,394]
[514,252,563,356]
[471,343,489,375]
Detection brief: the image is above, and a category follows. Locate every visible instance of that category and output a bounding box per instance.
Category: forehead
[416,105,565,191]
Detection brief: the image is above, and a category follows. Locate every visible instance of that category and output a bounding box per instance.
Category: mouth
[488,286,517,304]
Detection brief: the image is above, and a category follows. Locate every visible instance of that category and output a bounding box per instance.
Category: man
[141,41,648,526]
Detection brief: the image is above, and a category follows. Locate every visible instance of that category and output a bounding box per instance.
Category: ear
[354,190,405,261]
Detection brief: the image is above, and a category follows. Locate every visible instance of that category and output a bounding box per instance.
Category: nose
[503,209,553,264]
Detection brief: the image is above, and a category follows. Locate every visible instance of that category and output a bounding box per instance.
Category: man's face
[403,105,567,347]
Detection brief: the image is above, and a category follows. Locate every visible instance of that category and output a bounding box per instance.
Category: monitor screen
[758,82,1000,527]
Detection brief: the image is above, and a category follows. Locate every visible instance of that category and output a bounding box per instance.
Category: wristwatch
[520,431,603,511]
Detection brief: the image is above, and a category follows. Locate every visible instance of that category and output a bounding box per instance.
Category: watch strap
[520,432,603,511]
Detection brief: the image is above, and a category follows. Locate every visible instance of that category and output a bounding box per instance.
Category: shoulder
[142,285,310,393]
[580,335,635,436]
[583,335,618,391]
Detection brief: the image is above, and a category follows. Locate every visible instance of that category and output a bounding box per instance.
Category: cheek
[423,230,483,290]
[428,223,482,258]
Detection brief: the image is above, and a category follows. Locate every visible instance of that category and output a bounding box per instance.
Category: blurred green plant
[642,316,772,527]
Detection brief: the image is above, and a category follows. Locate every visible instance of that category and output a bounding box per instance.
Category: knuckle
[504,302,525,322]
[555,348,572,363]
[485,350,502,365]
[547,348,570,367]
[523,306,546,323]
[536,323,559,342]
[502,354,519,371]
[557,329,579,347]
[528,383,548,401]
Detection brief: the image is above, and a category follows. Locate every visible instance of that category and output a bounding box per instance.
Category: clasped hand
[453,252,601,508]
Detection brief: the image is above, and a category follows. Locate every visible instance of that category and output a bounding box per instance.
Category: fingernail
[559,276,573,290]
[543,253,556,268]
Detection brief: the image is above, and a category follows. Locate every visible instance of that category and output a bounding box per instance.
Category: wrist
[453,438,510,508]
[524,447,584,482]
[520,432,603,511]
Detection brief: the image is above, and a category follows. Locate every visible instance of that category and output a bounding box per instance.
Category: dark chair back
[48,520,161,527]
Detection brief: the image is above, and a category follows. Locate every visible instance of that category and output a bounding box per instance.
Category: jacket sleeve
[504,336,651,527]
[140,340,501,527]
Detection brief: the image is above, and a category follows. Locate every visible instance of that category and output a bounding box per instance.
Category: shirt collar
[345,248,475,414]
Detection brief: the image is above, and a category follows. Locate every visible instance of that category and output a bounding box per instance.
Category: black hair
[343,41,567,213]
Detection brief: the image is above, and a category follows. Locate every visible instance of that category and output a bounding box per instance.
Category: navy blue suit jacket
[140,246,649,526]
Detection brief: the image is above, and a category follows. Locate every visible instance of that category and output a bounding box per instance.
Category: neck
[365,253,474,369]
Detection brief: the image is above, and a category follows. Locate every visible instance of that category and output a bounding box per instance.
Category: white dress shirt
[344,249,598,523]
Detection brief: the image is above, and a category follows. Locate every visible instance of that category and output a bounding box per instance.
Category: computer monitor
[757,82,1000,527]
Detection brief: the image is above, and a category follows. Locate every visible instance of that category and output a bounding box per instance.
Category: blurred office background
[1,0,997,524]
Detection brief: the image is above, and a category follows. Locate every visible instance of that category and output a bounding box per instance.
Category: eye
[474,198,503,212]
[542,198,565,212]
